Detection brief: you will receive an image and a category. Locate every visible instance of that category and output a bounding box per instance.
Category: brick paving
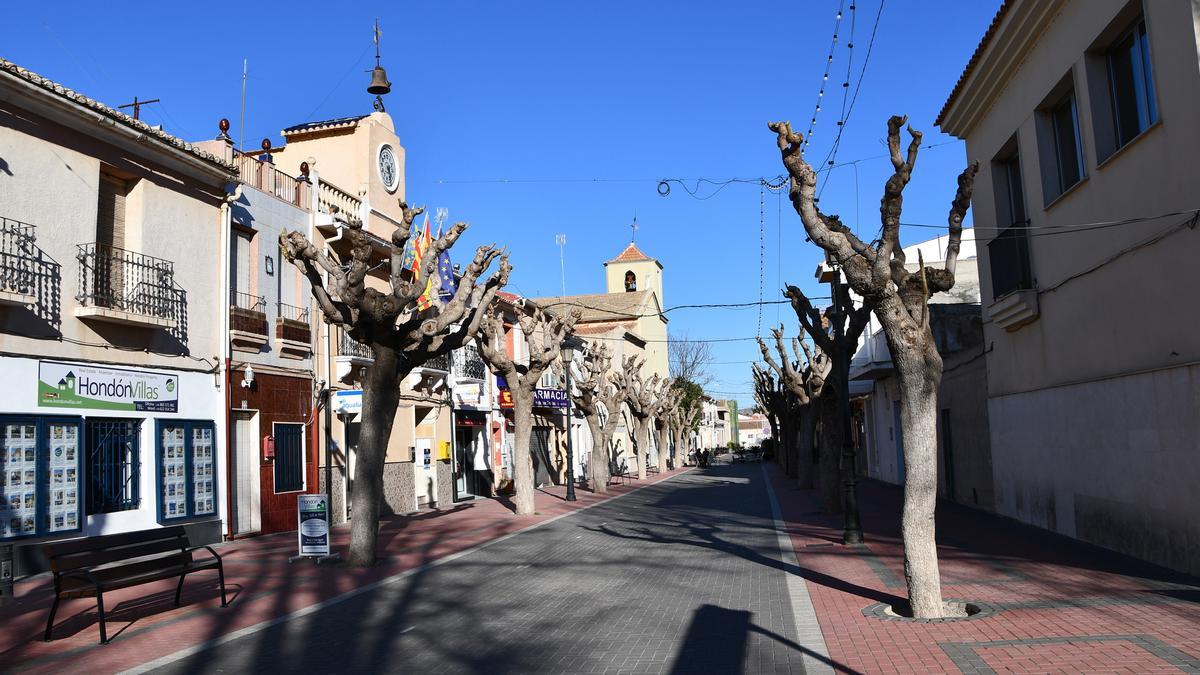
[767,463,1200,674]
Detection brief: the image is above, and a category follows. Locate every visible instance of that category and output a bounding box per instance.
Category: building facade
[0,59,234,577]
[938,0,1200,574]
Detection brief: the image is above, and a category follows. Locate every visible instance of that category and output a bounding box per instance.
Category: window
[1107,18,1157,148]
[988,147,1034,299]
[85,418,141,514]
[1049,93,1084,197]
[156,420,218,523]
[1,416,84,540]
[274,423,304,493]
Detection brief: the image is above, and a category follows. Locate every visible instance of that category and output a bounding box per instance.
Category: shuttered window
[97,173,128,249]
[273,423,304,493]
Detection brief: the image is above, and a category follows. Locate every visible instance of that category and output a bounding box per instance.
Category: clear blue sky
[3,1,998,407]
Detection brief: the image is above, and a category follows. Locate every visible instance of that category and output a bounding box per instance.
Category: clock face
[378,145,398,192]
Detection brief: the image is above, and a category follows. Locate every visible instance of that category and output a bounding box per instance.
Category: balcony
[335,331,373,384]
[0,218,37,307]
[452,344,488,381]
[76,243,185,336]
[987,226,1039,331]
[229,290,268,352]
[275,301,312,359]
[420,352,451,373]
[233,150,312,209]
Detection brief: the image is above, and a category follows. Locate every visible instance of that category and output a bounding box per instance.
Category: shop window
[156,420,218,523]
[85,418,141,514]
[1,415,84,540]
[274,423,304,493]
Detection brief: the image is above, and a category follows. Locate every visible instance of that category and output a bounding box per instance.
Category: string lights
[801,0,848,155]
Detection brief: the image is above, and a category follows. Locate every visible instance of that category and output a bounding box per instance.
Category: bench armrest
[182,545,223,563]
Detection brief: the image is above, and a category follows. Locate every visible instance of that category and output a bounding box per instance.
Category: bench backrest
[43,526,191,573]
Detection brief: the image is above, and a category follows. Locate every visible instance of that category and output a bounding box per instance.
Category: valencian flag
[400,213,423,270]
[412,217,436,310]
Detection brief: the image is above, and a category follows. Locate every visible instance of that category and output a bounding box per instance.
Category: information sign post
[288,494,341,564]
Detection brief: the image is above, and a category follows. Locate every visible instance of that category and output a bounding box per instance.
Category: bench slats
[44,526,188,560]
[51,536,189,573]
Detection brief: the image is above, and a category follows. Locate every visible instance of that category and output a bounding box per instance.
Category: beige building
[938,0,1200,574]
[0,58,234,571]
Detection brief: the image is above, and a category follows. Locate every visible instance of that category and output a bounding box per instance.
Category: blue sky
[3,1,998,406]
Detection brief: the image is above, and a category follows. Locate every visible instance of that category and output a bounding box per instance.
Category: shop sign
[453,383,482,408]
[38,361,178,412]
[498,389,514,409]
[297,494,331,557]
[423,446,432,471]
[332,390,363,415]
[533,388,567,408]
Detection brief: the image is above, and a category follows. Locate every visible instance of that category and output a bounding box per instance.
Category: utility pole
[555,234,566,295]
[117,96,160,120]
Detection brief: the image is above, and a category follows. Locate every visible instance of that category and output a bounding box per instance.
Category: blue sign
[496,375,508,389]
[534,388,568,408]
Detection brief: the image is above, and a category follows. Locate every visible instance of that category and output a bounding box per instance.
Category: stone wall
[435,460,453,508]
[382,461,417,515]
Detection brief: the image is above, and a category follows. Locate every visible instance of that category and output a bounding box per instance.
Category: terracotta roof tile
[606,243,653,264]
[0,58,236,174]
[533,291,655,323]
[936,0,1017,128]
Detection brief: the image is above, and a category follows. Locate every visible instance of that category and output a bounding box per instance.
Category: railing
[340,332,374,360]
[233,150,312,209]
[987,224,1034,299]
[275,301,312,344]
[1,217,36,295]
[452,344,488,380]
[318,180,361,220]
[277,301,310,323]
[423,352,450,372]
[229,290,267,335]
[77,243,184,322]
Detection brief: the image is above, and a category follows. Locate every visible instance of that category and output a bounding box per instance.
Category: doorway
[532,426,552,487]
[231,411,260,535]
[453,423,482,500]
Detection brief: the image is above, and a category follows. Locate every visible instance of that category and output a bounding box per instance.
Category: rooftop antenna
[434,207,448,234]
[555,234,567,295]
[629,212,639,243]
[117,96,160,121]
[367,19,392,112]
[239,59,247,153]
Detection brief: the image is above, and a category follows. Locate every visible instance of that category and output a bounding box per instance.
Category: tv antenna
[555,234,567,295]
[118,96,160,121]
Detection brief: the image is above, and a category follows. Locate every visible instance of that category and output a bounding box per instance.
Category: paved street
[146,464,824,674]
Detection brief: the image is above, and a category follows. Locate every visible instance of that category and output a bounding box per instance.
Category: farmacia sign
[38,361,179,412]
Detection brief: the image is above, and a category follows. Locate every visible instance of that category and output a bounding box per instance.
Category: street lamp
[560,338,580,501]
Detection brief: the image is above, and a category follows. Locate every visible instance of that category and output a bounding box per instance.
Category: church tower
[603,242,663,306]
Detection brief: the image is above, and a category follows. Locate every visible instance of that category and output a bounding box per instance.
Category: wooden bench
[646,464,661,476]
[42,525,228,644]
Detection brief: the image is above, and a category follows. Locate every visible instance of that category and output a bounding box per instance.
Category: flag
[400,214,423,270]
[413,218,436,310]
[436,243,458,301]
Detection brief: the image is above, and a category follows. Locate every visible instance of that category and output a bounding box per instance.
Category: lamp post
[828,266,864,545]
[560,338,579,501]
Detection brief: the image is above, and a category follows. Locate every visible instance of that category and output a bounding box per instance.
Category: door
[941,409,956,502]
[892,401,905,484]
[232,412,260,535]
[531,426,552,487]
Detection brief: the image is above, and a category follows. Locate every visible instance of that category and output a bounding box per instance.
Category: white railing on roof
[318,180,361,221]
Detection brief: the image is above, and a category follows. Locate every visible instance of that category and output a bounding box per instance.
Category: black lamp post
[560,339,579,502]
[828,266,864,545]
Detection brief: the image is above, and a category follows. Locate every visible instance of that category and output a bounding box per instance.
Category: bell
[367,65,391,96]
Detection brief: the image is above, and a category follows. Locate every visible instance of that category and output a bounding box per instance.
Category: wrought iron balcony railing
[1,217,36,295]
[422,352,450,372]
[77,243,185,326]
[229,290,268,336]
[452,344,488,380]
[277,301,310,323]
[276,301,312,346]
[340,332,374,360]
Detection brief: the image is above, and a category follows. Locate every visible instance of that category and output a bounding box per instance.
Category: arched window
[624,270,637,292]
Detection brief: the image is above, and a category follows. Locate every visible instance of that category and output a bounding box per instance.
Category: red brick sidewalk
[0,468,690,674]
[768,464,1200,674]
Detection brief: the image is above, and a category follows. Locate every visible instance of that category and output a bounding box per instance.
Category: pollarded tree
[669,379,704,468]
[615,355,658,480]
[559,342,626,494]
[751,364,786,473]
[769,116,978,618]
[280,203,509,567]
[652,382,680,470]
[786,284,870,515]
[476,303,580,515]
[757,327,827,492]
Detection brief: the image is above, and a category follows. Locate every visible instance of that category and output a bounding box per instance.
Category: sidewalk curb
[121,469,693,675]
[761,463,834,675]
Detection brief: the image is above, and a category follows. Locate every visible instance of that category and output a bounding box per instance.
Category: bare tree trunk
[587,416,609,494]
[657,421,671,470]
[773,412,790,477]
[633,417,649,480]
[511,391,537,515]
[881,298,945,618]
[816,393,842,514]
[796,406,816,489]
[347,345,401,567]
